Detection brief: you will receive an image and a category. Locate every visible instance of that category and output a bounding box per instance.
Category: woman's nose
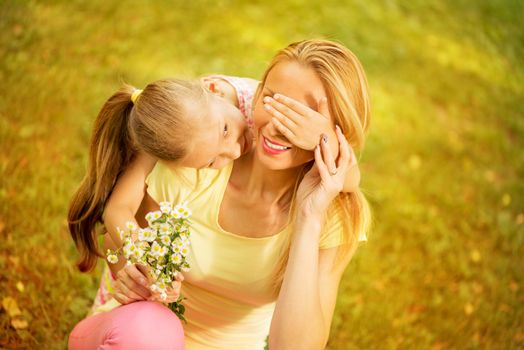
[265,120,284,139]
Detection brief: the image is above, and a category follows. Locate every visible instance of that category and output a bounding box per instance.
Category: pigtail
[68,85,137,272]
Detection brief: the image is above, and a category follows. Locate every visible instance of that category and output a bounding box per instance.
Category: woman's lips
[262,136,291,155]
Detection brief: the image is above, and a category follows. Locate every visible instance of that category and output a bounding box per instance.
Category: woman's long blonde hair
[68,79,207,272]
[255,39,372,291]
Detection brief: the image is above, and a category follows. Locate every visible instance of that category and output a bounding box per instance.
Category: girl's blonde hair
[255,39,372,291]
[68,79,207,272]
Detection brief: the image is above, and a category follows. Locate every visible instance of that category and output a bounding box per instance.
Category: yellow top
[143,162,366,350]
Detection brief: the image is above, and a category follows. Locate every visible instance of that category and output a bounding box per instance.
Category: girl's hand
[263,94,337,152]
[295,125,351,220]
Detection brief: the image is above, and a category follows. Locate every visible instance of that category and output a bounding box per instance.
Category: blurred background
[1,0,523,348]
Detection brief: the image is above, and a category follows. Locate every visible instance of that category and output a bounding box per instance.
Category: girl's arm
[102,151,156,275]
[102,154,184,304]
[269,126,356,349]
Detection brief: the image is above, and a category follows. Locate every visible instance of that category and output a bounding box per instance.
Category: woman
[69,39,370,349]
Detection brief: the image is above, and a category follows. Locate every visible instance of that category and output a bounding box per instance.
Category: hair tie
[131,89,143,104]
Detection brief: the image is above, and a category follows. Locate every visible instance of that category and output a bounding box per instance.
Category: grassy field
[1,0,523,349]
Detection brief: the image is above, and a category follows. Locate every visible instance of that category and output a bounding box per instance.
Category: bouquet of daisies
[106,201,192,321]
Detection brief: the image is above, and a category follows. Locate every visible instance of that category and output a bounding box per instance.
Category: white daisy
[125,221,138,232]
[171,253,182,264]
[160,235,171,246]
[160,202,172,214]
[171,203,192,219]
[158,223,172,236]
[150,242,162,257]
[106,253,118,264]
[138,227,157,242]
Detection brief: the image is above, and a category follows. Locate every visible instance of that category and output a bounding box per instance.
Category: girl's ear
[200,76,224,97]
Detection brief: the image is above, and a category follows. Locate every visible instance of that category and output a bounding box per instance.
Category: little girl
[68,77,256,272]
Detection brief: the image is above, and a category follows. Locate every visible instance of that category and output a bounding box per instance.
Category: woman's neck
[231,151,303,207]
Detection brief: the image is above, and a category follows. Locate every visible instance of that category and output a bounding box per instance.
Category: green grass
[1,0,523,348]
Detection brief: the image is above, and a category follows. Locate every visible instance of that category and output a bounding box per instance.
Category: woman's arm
[269,222,356,349]
[269,126,355,349]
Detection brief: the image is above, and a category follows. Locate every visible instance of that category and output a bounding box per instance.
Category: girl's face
[252,61,328,170]
[175,93,253,170]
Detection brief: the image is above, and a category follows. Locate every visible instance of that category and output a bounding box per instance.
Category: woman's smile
[262,136,291,155]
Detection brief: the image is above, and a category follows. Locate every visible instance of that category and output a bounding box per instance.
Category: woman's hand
[149,272,185,304]
[112,263,152,305]
[112,263,184,305]
[295,125,352,220]
[263,94,337,153]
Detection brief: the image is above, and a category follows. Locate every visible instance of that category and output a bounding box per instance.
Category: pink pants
[68,301,184,350]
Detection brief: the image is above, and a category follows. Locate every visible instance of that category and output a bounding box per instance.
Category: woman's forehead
[264,61,326,109]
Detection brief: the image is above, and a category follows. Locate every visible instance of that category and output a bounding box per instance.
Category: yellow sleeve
[319,205,367,250]
[319,212,345,250]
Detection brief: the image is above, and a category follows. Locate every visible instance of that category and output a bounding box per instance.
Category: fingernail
[335,125,341,132]
[264,104,271,111]
[273,94,280,100]
[140,278,147,285]
[263,96,271,103]
[322,134,328,143]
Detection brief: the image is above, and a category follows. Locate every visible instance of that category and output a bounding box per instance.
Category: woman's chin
[255,150,292,171]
